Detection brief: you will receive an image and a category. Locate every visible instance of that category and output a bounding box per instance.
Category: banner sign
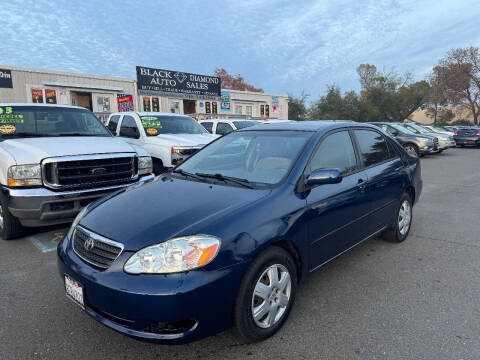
[212,102,217,114]
[45,89,57,104]
[0,69,13,88]
[152,97,159,112]
[205,101,211,114]
[136,66,221,100]
[31,89,43,103]
[143,97,151,112]
[220,91,230,111]
[117,94,134,112]
[272,96,279,112]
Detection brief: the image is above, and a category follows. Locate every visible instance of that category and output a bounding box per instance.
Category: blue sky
[2,0,479,98]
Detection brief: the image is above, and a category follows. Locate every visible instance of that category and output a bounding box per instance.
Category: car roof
[0,103,86,110]
[238,120,373,132]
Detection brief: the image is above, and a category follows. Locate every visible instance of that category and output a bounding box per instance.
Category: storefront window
[169,101,180,113]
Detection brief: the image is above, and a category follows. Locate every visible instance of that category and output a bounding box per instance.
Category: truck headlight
[124,235,221,274]
[7,164,42,187]
[138,156,153,175]
[171,147,184,166]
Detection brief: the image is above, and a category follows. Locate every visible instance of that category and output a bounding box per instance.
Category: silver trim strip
[73,225,124,269]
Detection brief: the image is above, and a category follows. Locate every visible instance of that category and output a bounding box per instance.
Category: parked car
[453,127,480,147]
[199,119,262,135]
[422,125,455,136]
[0,104,154,239]
[401,123,455,151]
[106,112,218,174]
[58,121,422,344]
[370,122,438,157]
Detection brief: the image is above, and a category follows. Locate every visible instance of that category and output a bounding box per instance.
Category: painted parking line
[29,228,69,252]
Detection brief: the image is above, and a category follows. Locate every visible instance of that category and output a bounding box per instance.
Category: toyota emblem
[84,238,95,251]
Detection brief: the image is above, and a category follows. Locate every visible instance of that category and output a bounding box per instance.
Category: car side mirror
[306,168,343,187]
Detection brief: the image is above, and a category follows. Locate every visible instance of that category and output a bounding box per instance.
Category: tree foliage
[213,68,263,92]
[288,92,309,121]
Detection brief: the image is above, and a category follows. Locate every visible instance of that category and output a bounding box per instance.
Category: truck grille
[43,153,138,190]
[73,226,123,269]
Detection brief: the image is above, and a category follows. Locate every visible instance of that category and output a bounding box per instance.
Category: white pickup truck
[0,104,154,239]
[106,112,218,174]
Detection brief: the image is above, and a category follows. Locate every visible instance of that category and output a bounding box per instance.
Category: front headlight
[124,235,221,274]
[67,206,89,239]
[138,156,153,175]
[418,138,432,146]
[7,164,42,187]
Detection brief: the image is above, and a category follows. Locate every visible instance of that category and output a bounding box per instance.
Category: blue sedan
[57,121,422,344]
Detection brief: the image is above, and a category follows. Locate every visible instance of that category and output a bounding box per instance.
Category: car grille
[72,226,123,269]
[43,154,138,190]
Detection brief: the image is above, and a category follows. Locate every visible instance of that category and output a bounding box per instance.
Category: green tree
[309,85,363,121]
[288,92,309,121]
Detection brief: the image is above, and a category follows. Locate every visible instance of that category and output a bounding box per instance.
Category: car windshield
[405,123,428,133]
[175,130,313,187]
[0,105,111,138]
[432,126,448,132]
[140,115,207,136]
[233,121,261,129]
[391,124,415,134]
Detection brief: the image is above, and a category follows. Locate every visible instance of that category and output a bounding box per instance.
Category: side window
[201,122,213,133]
[119,115,140,139]
[354,129,391,167]
[107,115,120,134]
[216,122,234,135]
[309,131,357,175]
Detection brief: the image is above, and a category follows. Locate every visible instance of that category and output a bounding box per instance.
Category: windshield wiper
[171,169,205,181]
[195,172,254,189]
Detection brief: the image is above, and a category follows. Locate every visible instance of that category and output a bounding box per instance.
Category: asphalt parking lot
[1,148,479,360]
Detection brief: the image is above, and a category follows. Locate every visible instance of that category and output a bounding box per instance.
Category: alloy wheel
[398,200,411,236]
[251,264,292,329]
[405,145,418,156]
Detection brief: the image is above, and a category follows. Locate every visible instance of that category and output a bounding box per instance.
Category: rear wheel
[234,246,297,343]
[403,143,419,157]
[0,195,25,240]
[382,193,412,243]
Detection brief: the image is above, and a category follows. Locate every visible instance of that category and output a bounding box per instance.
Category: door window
[201,122,213,133]
[354,129,392,167]
[216,122,234,135]
[309,131,357,175]
[119,115,140,138]
[107,115,120,134]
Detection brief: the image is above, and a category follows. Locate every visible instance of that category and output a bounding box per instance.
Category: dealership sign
[136,66,221,100]
[117,94,134,112]
[0,69,13,88]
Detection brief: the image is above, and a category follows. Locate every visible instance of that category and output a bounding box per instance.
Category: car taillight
[454,131,458,135]
[476,131,480,135]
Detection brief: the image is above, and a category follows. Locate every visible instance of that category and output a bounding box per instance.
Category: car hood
[0,137,136,165]
[145,133,219,147]
[79,176,271,251]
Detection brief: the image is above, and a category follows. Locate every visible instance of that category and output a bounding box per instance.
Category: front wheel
[234,246,297,343]
[0,195,25,240]
[382,193,412,243]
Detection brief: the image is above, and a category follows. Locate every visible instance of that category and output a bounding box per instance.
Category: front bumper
[418,143,438,154]
[3,174,154,227]
[57,236,247,344]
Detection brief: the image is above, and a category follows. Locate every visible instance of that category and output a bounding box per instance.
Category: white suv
[199,119,262,135]
[106,112,218,174]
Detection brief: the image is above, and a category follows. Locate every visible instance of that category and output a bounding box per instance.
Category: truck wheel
[0,195,25,240]
[234,246,297,343]
[403,143,419,157]
[152,159,166,175]
[382,193,412,243]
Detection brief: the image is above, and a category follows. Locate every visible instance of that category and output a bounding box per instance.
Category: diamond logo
[174,72,187,83]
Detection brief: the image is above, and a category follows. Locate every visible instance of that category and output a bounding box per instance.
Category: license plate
[65,275,85,309]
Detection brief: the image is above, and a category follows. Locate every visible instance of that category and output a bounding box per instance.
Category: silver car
[402,123,456,151]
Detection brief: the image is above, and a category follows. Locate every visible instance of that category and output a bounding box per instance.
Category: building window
[235,105,242,115]
[169,101,180,113]
[246,105,252,117]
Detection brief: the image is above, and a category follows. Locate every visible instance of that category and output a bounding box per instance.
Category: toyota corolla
[57,121,422,344]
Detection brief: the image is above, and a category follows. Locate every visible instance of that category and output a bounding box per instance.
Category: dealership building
[0,66,289,122]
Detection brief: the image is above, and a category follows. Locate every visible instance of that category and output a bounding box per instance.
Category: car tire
[0,194,25,240]
[152,158,165,175]
[234,246,297,343]
[403,143,419,157]
[382,193,412,243]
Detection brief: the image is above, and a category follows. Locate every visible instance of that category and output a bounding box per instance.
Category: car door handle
[357,178,367,192]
